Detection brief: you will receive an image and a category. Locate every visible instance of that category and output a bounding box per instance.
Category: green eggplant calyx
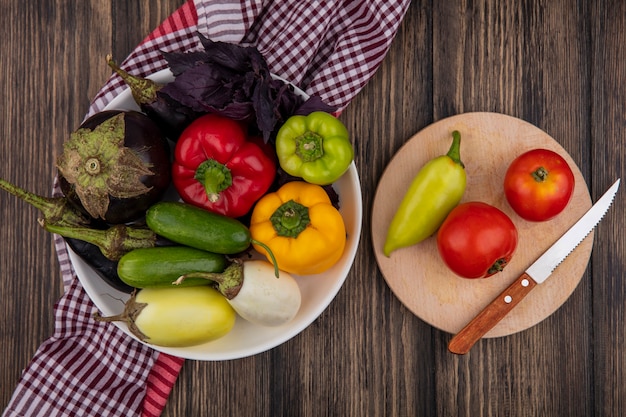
[531,166,549,182]
[295,131,325,162]
[487,258,508,275]
[195,159,233,203]
[93,292,150,342]
[174,260,245,300]
[107,55,161,105]
[85,157,101,175]
[41,220,157,261]
[56,113,155,220]
[447,131,465,168]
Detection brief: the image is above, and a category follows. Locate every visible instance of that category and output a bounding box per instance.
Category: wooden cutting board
[371,112,593,337]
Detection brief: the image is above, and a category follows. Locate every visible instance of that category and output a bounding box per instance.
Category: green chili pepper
[383,130,466,256]
[275,111,354,185]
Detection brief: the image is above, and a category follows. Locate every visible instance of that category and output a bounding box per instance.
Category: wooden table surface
[2,1,625,416]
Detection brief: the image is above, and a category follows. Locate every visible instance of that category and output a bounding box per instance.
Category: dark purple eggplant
[63,225,177,294]
[64,236,134,293]
[57,110,171,224]
[107,56,201,141]
[0,177,154,292]
[0,176,160,260]
[0,177,129,290]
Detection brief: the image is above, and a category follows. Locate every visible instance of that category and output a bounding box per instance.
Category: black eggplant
[0,177,131,291]
[0,176,159,264]
[57,110,171,224]
[63,226,177,294]
[107,56,201,141]
[64,236,133,293]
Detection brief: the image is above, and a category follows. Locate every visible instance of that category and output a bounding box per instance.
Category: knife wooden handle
[448,272,537,355]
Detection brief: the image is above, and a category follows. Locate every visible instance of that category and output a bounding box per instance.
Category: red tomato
[503,148,575,221]
[437,202,518,279]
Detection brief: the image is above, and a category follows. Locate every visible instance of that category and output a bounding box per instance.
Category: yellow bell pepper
[249,181,346,275]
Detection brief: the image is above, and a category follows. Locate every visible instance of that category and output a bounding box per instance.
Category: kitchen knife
[448,178,621,355]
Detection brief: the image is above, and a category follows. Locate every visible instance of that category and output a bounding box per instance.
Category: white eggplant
[175,259,301,327]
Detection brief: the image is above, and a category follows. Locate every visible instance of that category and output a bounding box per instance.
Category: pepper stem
[447,131,465,168]
[270,200,310,238]
[295,131,324,162]
[195,159,233,203]
[41,221,157,261]
[0,177,90,226]
[251,239,280,278]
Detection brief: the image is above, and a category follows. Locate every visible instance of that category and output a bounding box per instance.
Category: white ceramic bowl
[68,69,362,360]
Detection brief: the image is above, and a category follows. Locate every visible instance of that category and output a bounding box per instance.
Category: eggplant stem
[174,260,244,300]
[0,177,89,226]
[41,221,157,261]
[93,293,150,342]
[92,312,126,323]
[107,54,160,105]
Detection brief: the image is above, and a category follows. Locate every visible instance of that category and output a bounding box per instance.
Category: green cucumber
[146,201,251,254]
[117,246,227,288]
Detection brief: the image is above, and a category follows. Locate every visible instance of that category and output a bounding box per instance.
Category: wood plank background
[2,1,624,416]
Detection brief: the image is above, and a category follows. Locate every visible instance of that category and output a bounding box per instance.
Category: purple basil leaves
[160,32,336,142]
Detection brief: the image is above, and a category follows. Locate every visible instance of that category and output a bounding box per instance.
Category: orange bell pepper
[249,181,346,275]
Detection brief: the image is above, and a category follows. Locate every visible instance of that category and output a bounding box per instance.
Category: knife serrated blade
[448,178,620,355]
[526,178,620,283]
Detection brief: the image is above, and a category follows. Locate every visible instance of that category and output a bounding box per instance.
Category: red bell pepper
[172,113,276,218]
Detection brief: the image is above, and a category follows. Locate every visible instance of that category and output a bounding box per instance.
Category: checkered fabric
[3,1,410,416]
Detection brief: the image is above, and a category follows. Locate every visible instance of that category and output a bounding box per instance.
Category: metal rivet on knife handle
[447,273,538,355]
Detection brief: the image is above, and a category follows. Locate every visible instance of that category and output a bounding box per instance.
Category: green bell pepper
[275,111,354,185]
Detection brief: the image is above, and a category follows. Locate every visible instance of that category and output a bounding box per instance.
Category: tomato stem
[531,166,549,182]
[488,258,508,275]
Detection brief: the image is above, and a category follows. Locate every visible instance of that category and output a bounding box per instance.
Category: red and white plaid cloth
[3,1,410,416]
